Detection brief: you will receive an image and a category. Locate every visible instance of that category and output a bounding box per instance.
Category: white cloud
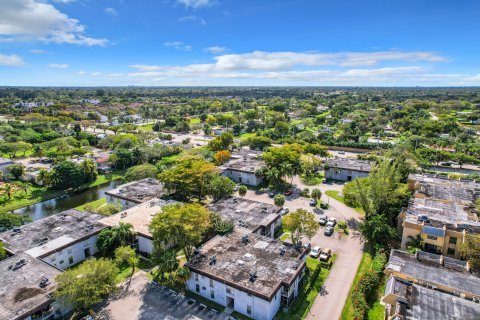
[164,41,192,52]
[178,15,206,25]
[177,0,214,9]
[211,51,446,71]
[105,7,119,16]
[0,53,24,66]
[0,0,107,46]
[52,0,77,3]
[204,46,227,54]
[30,49,47,54]
[48,63,68,68]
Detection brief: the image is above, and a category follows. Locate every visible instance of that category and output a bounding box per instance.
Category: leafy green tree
[114,246,139,277]
[152,249,178,282]
[49,161,84,190]
[206,175,235,201]
[96,222,136,255]
[54,258,119,311]
[463,234,480,271]
[150,203,211,260]
[0,212,30,230]
[203,124,212,136]
[238,185,248,197]
[8,164,25,179]
[158,157,217,201]
[0,241,7,260]
[359,214,399,247]
[311,189,322,202]
[73,123,82,137]
[274,194,285,207]
[95,203,122,216]
[241,136,272,151]
[80,159,98,183]
[262,144,303,187]
[283,209,318,246]
[207,132,234,151]
[209,213,234,236]
[124,164,158,182]
[0,183,19,200]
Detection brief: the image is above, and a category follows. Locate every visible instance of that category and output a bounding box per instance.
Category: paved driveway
[95,272,229,320]
[243,176,364,320]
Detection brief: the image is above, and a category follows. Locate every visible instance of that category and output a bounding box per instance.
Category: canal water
[13,180,122,221]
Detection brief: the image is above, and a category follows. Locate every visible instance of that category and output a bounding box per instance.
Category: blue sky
[0,0,479,86]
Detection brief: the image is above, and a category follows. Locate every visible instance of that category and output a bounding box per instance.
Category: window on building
[447,248,456,255]
[449,237,457,245]
[226,287,232,294]
[59,260,64,264]
[69,256,74,264]
[195,284,200,293]
[247,305,252,315]
[195,273,199,281]
[210,290,215,299]
[50,257,56,262]
[202,286,206,291]
[210,279,214,287]
[427,235,437,241]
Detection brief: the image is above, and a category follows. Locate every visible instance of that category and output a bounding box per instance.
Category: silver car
[310,246,321,258]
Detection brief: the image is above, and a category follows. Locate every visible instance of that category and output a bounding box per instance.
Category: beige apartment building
[398,174,480,259]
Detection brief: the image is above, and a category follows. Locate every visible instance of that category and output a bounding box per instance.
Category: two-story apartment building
[220,150,265,186]
[207,197,282,238]
[398,174,480,259]
[105,178,166,209]
[324,157,372,182]
[99,198,178,256]
[186,229,307,320]
[0,209,104,270]
[382,249,480,319]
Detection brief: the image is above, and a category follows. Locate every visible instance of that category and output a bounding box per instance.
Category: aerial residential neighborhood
[1,1,480,320]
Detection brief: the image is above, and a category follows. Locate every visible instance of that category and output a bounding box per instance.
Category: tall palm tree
[111,222,136,247]
[15,182,30,195]
[153,249,179,282]
[0,183,18,200]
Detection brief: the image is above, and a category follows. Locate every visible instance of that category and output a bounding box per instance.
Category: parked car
[319,214,328,225]
[284,189,293,196]
[280,207,289,215]
[324,226,334,236]
[322,178,328,183]
[234,184,241,192]
[309,199,317,206]
[327,217,337,227]
[310,246,321,258]
[320,202,329,209]
[440,162,452,166]
[338,150,345,155]
[268,191,276,198]
[319,248,332,261]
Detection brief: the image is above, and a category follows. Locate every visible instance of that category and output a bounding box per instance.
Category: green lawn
[75,197,107,212]
[238,132,257,141]
[301,172,324,186]
[0,170,125,214]
[277,256,334,320]
[280,232,291,241]
[137,124,153,131]
[190,118,201,124]
[340,250,385,320]
[325,190,364,215]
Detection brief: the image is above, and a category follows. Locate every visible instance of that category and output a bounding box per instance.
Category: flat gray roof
[0,209,104,256]
[206,197,280,233]
[404,174,480,232]
[326,157,372,172]
[186,229,306,301]
[0,253,60,320]
[105,178,165,204]
[386,250,480,297]
[220,158,264,173]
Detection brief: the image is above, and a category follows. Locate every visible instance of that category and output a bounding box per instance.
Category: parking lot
[95,272,230,320]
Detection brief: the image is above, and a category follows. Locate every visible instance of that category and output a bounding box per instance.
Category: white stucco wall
[186,272,284,320]
[138,236,154,255]
[222,170,263,186]
[43,235,99,270]
[325,168,369,182]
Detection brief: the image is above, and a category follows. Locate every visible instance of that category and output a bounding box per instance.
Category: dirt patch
[14,287,43,302]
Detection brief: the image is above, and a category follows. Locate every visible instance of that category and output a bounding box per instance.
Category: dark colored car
[268,191,276,198]
[324,226,334,236]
